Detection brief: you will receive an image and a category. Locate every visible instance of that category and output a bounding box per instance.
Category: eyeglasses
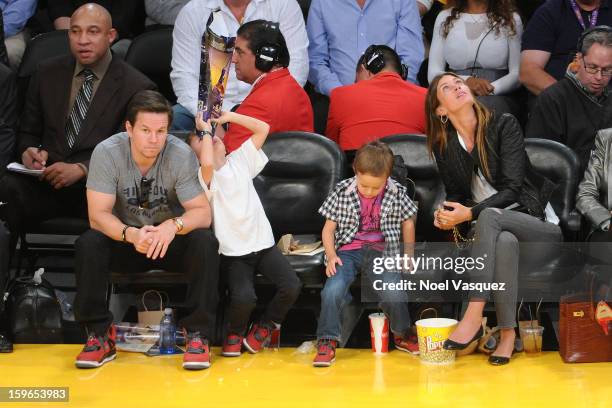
[582,57,612,77]
[135,177,154,209]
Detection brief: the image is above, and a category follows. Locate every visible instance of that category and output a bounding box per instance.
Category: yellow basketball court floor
[0,345,610,408]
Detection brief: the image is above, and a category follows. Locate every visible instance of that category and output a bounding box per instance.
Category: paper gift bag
[138,290,168,326]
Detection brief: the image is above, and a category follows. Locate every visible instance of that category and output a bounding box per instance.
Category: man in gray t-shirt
[87,131,202,227]
[74,90,219,371]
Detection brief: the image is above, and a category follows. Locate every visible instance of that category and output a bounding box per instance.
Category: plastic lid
[164,308,172,314]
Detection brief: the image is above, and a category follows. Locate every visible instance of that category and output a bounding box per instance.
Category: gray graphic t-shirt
[87,132,203,227]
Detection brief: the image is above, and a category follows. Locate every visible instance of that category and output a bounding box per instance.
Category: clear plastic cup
[519,326,544,354]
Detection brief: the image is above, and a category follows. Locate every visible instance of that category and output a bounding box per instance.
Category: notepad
[6,162,43,176]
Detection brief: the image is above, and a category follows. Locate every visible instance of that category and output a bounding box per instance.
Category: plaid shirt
[319,177,418,250]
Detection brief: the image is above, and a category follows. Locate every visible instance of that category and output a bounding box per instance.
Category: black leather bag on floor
[5,276,63,343]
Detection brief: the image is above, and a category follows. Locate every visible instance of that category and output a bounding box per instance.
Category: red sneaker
[394,333,420,355]
[182,331,211,370]
[243,322,274,354]
[222,333,243,357]
[75,326,117,369]
[313,339,337,367]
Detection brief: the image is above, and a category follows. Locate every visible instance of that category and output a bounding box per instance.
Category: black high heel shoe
[488,336,518,366]
[443,326,484,350]
[488,350,515,366]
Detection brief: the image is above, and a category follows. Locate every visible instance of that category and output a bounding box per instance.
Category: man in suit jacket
[0,62,16,171]
[0,3,155,252]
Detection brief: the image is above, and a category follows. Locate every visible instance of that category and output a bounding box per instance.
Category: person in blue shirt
[307,0,424,96]
[1,0,37,69]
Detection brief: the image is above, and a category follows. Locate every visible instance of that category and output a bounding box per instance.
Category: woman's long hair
[441,0,517,38]
[425,72,493,178]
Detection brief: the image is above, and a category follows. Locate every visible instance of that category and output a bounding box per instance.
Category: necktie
[65,69,95,149]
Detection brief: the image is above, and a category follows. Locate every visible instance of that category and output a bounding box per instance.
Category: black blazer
[433,113,556,221]
[0,64,17,171]
[18,54,156,168]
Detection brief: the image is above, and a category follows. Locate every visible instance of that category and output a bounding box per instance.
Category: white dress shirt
[171,0,309,115]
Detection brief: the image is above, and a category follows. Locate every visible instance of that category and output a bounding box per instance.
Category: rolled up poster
[197,10,236,138]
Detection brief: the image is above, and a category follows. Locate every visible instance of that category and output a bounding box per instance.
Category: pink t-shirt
[339,189,385,251]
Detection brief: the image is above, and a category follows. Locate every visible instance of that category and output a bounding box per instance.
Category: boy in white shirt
[189,111,302,356]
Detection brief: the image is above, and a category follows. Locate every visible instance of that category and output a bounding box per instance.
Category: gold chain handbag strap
[452,225,475,249]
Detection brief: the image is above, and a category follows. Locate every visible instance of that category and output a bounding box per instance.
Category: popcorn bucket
[369,313,389,354]
[415,308,457,364]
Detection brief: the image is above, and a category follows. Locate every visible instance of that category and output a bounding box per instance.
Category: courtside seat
[16,30,70,112]
[34,218,89,235]
[109,270,189,286]
[520,138,584,296]
[254,131,345,288]
[380,134,448,242]
[125,28,175,103]
[524,139,582,240]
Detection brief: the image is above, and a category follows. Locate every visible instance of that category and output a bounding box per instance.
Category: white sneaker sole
[395,346,419,355]
[75,353,116,369]
[182,361,211,370]
[312,357,335,367]
[242,338,259,354]
[221,351,241,357]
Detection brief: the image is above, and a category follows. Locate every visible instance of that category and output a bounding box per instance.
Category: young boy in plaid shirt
[313,141,418,367]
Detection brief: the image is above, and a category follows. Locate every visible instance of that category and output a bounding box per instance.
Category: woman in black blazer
[425,72,562,365]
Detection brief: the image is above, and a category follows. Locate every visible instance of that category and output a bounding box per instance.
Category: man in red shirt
[326,45,427,152]
[222,19,313,153]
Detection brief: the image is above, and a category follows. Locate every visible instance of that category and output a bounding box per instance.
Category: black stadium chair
[255,131,345,288]
[253,131,344,343]
[16,30,70,112]
[521,138,583,292]
[125,28,176,104]
[524,138,582,241]
[380,134,448,242]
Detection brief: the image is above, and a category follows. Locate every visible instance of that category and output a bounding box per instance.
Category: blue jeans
[171,104,195,131]
[316,249,412,342]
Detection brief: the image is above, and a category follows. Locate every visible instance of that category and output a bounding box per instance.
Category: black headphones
[362,45,408,80]
[255,21,281,72]
[577,25,612,54]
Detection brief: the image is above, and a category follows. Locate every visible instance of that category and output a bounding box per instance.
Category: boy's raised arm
[214,111,270,150]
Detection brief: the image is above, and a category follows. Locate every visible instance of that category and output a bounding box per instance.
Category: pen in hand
[34,144,46,168]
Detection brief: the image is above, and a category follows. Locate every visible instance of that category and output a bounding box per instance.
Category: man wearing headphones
[326,45,427,155]
[222,19,313,153]
[526,26,612,173]
[307,0,424,96]
[170,0,309,131]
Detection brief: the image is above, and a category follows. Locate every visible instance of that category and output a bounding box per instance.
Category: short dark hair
[353,141,394,177]
[126,90,173,127]
[236,19,290,69]
[356,45,403,76]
